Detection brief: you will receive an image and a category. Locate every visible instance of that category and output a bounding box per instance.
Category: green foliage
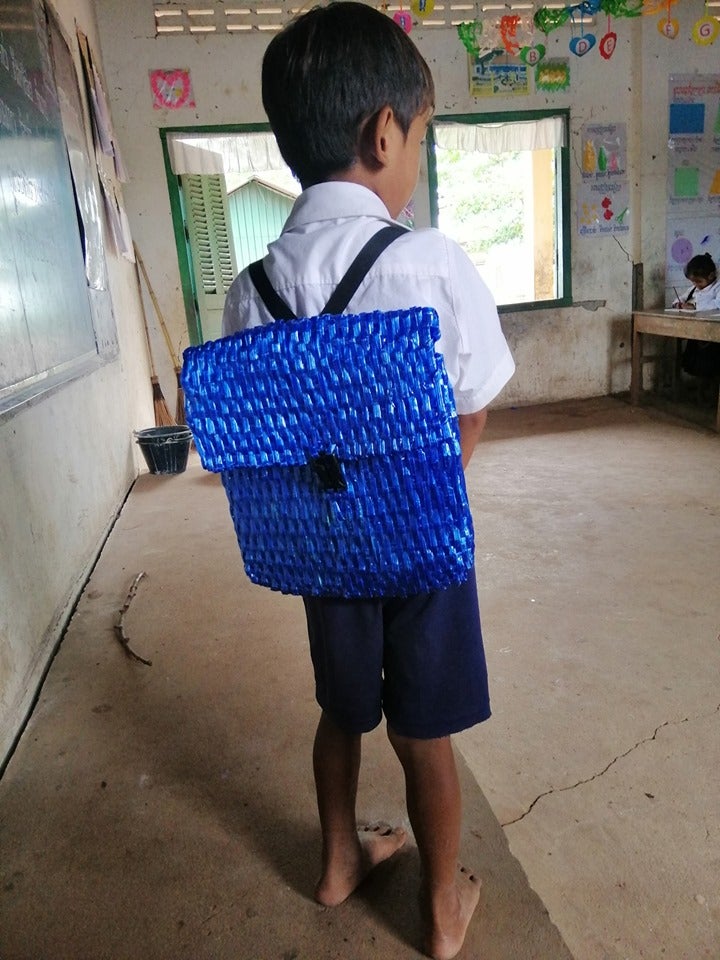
[436,147,526,256]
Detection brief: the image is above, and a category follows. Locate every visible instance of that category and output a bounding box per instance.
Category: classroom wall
[93,0,719,411]
[0,0,152,764]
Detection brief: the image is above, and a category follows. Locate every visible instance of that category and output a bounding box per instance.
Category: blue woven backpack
[181,225,474,598]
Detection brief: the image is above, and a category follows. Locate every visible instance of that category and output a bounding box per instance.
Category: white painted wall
[0,0,152,764]
[94,0,719,409]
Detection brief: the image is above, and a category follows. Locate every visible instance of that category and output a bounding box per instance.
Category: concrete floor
[1,397,719,959]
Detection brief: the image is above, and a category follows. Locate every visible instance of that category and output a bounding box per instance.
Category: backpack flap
[182,306,461,471]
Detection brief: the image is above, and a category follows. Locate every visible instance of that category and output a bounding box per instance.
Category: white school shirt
[222,181,515,414]
[686,277,720,311]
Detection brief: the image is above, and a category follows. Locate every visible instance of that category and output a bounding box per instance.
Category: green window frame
[426,108,572,313]
[160,123,272,345]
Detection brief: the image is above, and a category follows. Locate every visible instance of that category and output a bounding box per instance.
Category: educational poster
[665,75,720,301]
[666,217,720,299]
[49,13,107,290]
[577,122,630,236]
[77,28,126,181]
[469,55,529,97]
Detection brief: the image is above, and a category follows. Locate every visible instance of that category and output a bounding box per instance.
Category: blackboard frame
[0,0,117,418]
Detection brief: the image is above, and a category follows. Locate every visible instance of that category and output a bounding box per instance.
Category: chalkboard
[0,0,99,407]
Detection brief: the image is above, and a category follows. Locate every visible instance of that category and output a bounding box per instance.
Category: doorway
[161,126,299,343]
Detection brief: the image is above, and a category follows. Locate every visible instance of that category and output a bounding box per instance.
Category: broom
[134,256,176,428]
[135,244,186,425]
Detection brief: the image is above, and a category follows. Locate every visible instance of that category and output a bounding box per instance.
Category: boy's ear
[373,106,397,163]
[358,106,396,170]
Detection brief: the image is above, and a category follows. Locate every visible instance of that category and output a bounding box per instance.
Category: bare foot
[315,821,407,907]
[423,865,482,960]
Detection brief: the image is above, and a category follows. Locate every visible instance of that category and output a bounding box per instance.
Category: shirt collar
[283,181,394,231]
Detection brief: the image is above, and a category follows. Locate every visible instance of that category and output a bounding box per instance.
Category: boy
[222,4,515,958]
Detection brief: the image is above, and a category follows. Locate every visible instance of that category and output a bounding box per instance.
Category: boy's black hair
[685,252,717,280]
[262,2,434,188]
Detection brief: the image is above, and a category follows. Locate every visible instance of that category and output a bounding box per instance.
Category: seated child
[673,253,720,311]
[673,254,720,380]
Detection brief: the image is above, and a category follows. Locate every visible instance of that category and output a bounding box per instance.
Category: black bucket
[134,426,193,475]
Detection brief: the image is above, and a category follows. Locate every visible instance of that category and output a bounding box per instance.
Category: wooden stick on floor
[114,572,153,666]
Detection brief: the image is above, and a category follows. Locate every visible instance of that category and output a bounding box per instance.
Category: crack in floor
[501,705,720,827]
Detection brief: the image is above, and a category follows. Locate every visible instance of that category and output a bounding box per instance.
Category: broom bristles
[151,376,176,427]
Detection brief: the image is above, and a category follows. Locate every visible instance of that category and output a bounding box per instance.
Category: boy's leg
[313,710,407,906]
[387,727,480,960]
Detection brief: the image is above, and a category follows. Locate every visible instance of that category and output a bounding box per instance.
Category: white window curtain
[168,119,565,175]
[168,131,286,175]
[434,116,565,154]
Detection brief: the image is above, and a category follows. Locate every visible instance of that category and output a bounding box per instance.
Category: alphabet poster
[665,74,720,302]
[577,122,629,236]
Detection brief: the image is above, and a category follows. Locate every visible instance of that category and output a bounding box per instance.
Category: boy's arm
[440,241,514,458]
[458,409,488,469]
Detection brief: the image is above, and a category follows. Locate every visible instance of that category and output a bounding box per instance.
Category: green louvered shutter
[181,174,238,342]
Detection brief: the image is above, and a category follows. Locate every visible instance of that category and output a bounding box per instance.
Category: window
[427,110,571,311]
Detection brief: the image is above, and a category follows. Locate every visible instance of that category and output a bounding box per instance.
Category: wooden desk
[631,309,720,431]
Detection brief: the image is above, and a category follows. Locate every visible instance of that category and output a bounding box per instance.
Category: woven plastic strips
[182,306,475,598]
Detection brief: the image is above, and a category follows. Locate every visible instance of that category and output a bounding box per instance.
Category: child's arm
[678,286,696,309]
[672,285,696,309]
[459,409,487,469]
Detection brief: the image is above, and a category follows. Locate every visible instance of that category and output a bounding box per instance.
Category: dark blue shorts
[302,569,490,739]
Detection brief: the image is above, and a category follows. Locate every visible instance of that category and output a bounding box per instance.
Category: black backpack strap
[248,258,297,321]
[247,224,408,322]
[321,224,407,315]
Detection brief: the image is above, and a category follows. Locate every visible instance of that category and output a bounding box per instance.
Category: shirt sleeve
[221,276,243,336]
[441,238,515,414]
[711,280,720,310]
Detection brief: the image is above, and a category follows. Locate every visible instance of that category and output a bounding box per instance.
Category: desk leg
[715,382,720,433]
[631,326,641,405]
[672,338,682,400]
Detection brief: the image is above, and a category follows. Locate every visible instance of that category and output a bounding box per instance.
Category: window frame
[426,108,572,313]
